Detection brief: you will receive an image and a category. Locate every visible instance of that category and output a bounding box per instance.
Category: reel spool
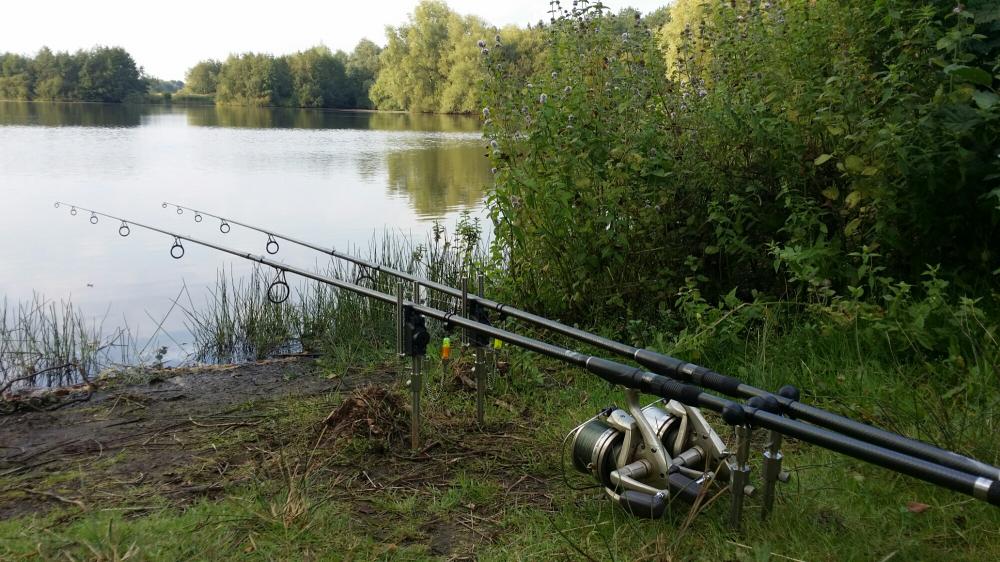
[570,393,734,519]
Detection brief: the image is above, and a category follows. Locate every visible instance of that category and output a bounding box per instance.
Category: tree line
[0,1,548,113]
[185,41,381,109]
[0,47,147,103]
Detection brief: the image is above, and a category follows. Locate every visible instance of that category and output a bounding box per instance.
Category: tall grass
[184,219,484,364]
[0,294,134,390]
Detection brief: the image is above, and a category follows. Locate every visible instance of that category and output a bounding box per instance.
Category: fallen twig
[16,487,86,510]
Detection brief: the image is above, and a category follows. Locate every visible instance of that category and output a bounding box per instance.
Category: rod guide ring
[170,238,185,259]
[266,235,280,255]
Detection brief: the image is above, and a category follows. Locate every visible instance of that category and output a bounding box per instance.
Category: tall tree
[371,0,452,112]
[287,46,347,108]
[346,39,381,109]
[76,47,146,102]
[185,60,222,94]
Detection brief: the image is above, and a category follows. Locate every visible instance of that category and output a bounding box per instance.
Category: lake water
[0,101,490,365]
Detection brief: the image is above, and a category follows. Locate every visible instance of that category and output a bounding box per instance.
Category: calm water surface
[0,101,490,362]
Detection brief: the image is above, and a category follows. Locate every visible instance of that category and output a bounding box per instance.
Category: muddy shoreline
[0,358,393,519]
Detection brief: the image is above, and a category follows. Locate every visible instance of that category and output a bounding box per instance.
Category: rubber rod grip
[668,472,703,504]
[618,490,667,519]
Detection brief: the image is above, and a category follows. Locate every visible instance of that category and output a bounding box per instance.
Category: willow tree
[185,60,222,94]
[371,0,452,112]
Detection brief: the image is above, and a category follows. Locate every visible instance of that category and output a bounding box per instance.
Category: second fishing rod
[160,201,1000,482]
[55,202,1000,508]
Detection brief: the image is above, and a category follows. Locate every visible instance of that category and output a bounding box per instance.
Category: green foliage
[209,42,382,109]
[0,46,146,103]
[372,0,545,113]
[286,46,348,108]
[345,39,382,109]
[146,77,183,94]
[216,52,292,106]
[483,2,674,320]
[484,0,1000,325]
[184,59,222,94]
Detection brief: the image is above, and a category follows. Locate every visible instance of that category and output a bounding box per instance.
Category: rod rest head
[747,395,780,415]
[721,403,746,426]
[778,385,801,402]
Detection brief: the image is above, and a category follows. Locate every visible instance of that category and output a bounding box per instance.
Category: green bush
[483,0,1000,326]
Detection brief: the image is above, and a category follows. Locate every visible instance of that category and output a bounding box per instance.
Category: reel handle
[618,490,667,519]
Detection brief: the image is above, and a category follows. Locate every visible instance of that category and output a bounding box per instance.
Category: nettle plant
[482,1,682,322]
[483,0,999,329]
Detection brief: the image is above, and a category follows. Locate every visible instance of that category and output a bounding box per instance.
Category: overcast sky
[2,1,669,80]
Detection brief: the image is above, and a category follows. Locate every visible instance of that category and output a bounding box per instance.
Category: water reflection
[186,105,482,132]
[383,143,493,218]
[0,101,146,128]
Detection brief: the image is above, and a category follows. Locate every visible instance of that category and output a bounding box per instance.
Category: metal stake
[761,429,789,519]
[461,275,469,346]
[411,355,422,450]
[729,425,752,531]
[475,271,486,425]
[395,283,404,357]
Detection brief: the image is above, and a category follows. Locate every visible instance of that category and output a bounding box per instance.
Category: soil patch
[0,358,394,519]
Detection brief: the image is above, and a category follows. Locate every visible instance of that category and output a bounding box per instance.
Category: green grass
[2,302,998,560]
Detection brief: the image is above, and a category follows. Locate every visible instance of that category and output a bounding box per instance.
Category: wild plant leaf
[844,155,865,173]
[845,190,863,209]
[814,153,833,166]
[945,65,993,87]
[972,90,998,110]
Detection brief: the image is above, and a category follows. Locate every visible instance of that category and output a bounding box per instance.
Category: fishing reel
[570,389,735,519]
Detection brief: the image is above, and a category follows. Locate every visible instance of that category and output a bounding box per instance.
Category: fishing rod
[160,201,1000,484]
[56,202,1000,523]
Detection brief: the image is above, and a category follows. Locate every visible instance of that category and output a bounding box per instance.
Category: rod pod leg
[411,355,422,450]
[761,429,790,519]
[729,424,752,531]
[475,271,486,425]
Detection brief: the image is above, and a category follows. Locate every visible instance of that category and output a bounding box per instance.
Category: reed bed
[0,294,134,390]
[185,221,485,365]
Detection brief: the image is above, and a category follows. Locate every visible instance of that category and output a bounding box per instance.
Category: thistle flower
[490,139,500,151]
[564,86,572,94]
[539,93,548,104]
[481,48,489,55]
[482,107,490,118]
[495,34,501,43]
[551,71,558,79]
[477,39,486,48]
[491,167,497,174]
